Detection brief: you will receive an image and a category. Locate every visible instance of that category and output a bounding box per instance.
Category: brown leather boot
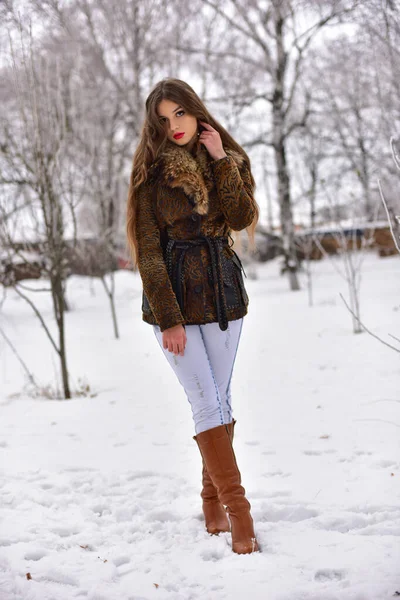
[193,422,259,554]
[198,419,236,535]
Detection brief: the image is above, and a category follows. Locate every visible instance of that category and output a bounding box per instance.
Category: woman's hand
[198,121,227,161]
[162,324,187,356]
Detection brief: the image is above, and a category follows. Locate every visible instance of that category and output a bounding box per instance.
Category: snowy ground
[0,252,399,600]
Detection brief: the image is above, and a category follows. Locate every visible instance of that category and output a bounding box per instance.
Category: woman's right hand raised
[162,324,187,356]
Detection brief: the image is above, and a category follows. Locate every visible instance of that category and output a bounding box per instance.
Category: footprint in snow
[266,490,292,498]
[50,525,80,538]
[63,466,97,473]
[91,504,110,517]
[126,471,158,481]
[39,482,53,490]
[146,509,180,523]
[200,548,225,562]
[262,470,291,478]
[314,510,399,534]
[38,568,79,587]
[24,548,49,561]
[373,459,397,468]
[113,555,130,567]
[314,568,346,582]
[260,505,318,523]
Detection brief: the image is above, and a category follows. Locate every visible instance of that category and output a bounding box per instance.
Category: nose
[170,117,179,132]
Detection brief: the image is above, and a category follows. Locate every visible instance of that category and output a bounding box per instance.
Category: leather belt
[162,235,230,331]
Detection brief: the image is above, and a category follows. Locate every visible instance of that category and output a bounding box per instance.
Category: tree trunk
[52,275,71,399]
[262,152,274,232]
[101,274,120,339]
[273,124,300,291]
[272,5,300,291]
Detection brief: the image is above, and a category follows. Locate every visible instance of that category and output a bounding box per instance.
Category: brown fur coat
[135,138,257,331]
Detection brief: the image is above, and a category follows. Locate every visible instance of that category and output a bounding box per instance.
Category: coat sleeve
[135,181,185,332]
[210,155,257,231]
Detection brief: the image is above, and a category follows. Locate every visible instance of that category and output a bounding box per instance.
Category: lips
[173,132,185,139]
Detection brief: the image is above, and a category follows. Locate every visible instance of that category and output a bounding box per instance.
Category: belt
[162,235,230,331]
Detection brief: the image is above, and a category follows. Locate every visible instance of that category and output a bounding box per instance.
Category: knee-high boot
[193,422,259,554]
[198,419,236,535]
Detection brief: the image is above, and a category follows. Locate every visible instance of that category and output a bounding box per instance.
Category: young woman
[126,78,260,554]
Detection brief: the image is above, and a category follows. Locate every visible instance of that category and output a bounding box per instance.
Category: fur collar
[148,138,244,215]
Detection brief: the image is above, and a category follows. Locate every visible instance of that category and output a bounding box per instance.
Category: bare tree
[360,0,400,135]
[0,15,89,398]
[177,0,359,290]
[309,37,388,222]
[291,123,326,306]
[313,181,377,334]
[72,82,127,340]
[19,0,186,338]
[338,135,400,350]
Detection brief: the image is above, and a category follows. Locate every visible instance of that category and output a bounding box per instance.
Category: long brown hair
[126,78,259,268]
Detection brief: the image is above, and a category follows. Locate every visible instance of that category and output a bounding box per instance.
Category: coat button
[194,284,203,293]
[191,214,197,221]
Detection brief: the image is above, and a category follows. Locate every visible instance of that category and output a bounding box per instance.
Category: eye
[176,110,185,117]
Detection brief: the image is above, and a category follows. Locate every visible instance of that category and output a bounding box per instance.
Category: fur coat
[135,138,257,332]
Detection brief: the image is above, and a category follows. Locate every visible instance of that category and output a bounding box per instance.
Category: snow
[298,220,392,236]
[0,252,399,600]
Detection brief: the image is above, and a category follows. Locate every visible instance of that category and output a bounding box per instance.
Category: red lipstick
[173,132,185,139]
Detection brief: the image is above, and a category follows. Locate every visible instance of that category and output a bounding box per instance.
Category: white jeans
[153,318,244,434]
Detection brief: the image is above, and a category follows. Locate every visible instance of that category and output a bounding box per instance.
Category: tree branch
[340,292,400,354]
[0,325,37,386]
[14,284,60,355]
[378,179,400,253]
[200,0,273,72]
[175,45,265,70]
[390,136,400,171]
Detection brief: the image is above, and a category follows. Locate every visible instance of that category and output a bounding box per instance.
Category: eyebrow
[159,105,183,119]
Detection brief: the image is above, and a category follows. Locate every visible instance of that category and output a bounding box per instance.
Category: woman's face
[157,99,198,146]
